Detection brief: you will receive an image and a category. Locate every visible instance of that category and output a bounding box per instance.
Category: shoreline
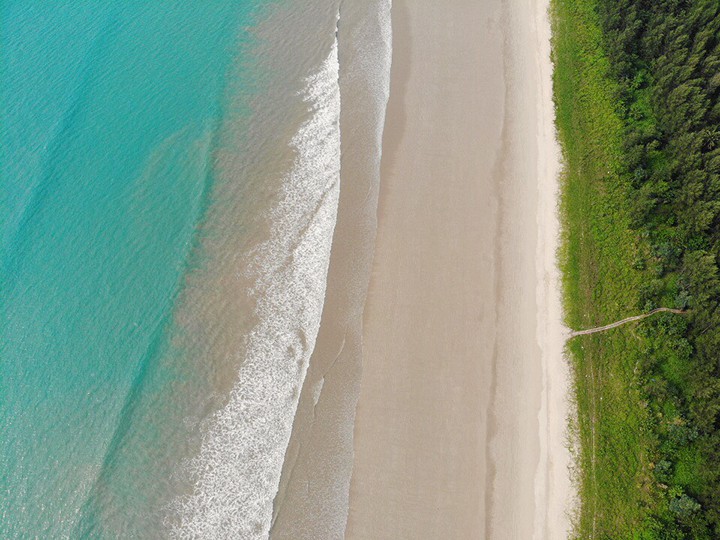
[269,2,392,538]
[346,0,571,537]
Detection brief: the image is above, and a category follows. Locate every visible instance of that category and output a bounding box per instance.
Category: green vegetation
[552,0,720,537]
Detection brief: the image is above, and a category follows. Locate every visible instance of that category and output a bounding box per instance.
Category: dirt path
[569,307,686,338]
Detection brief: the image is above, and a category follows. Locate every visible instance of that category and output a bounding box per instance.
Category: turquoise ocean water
[1,2,266,536]
[1,0,388,536]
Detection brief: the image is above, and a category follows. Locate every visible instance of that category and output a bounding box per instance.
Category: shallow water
[2,1,391,537]
[2,3,259,536]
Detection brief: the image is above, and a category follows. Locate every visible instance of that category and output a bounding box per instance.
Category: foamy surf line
[169,33,341,539]
[269,0,393,538]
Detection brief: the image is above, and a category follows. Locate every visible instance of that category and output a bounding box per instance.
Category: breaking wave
[170,33,341,539]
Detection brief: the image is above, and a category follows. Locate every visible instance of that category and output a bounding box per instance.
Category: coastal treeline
[553,0,720,537]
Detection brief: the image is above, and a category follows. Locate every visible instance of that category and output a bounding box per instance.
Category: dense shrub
[595,0,720,534]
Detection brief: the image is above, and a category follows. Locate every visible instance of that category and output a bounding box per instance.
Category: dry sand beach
[346,0,571,538]
[272,0,571,538]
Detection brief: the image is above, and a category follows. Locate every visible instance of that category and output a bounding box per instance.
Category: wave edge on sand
[169,33,342,539]
[270,1,393,538]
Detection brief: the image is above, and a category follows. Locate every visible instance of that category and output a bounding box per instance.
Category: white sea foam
[169,34,341,540]
[267,3,393,538]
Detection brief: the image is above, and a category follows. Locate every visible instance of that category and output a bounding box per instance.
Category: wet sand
[345,0,571,538]
[269,3,392,539]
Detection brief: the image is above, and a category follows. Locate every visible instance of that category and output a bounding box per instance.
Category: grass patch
[554,0,720,535]
[551,0,660,536]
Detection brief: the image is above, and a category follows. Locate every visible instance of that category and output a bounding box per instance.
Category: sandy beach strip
[345,0,571,538]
